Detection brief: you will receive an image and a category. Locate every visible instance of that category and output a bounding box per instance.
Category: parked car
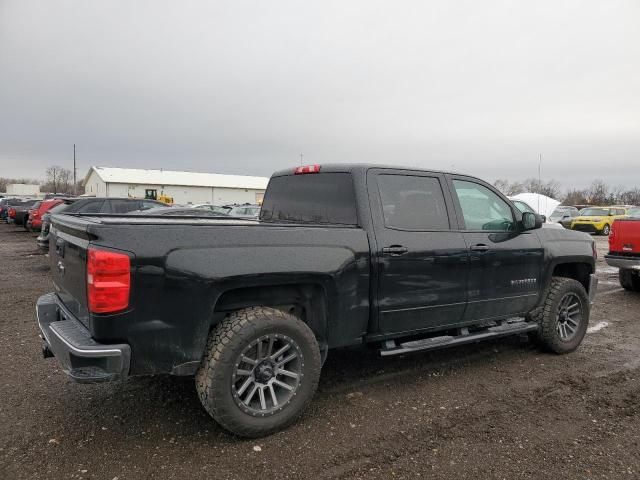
[605,213,640,291]
[186,203,234,215]
[509,198,563,229]
[226,204,261,219]
[26,199,68,231]
[35,198,164,250]
[549,206,580,227]
[130,207,231,217]
[0,198,22,222]
[7,199,39,226]
[570,206,628,235]
[38,164,597,437]
[36,200,77,250]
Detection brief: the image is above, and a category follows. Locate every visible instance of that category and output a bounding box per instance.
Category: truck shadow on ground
[67,335,536,441]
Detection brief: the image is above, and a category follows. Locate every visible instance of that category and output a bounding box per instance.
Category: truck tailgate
[49,215,92,327]
[610,219,640,254]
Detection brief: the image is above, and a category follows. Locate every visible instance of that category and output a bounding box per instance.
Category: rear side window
[260,173,358,225]
[74,200,104,213]
[108,200,142,214]
[377,175,450,230]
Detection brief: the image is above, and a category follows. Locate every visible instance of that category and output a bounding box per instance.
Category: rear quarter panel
[87,222,371,375]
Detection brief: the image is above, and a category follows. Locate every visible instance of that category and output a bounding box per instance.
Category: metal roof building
[84,166,269,205]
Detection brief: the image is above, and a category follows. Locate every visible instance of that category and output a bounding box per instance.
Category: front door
[369,170,469,335]
[448,176,544,321]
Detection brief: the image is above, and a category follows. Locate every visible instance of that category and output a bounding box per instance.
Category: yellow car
[570,206,628,235]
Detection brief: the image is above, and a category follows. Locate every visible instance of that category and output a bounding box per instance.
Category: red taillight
[9,208,16,218]
[87,248,131,314]
[294,164,321,175]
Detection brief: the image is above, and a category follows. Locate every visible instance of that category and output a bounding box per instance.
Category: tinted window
[141,201,161,210]
[260,173,358,225]
[49,203,70,214]
[79,200,104,213]
[109,199,142,214]
[377,175,450,230]
[453,180,515,231]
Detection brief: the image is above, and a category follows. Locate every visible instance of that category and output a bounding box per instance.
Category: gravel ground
[1,224,639,479]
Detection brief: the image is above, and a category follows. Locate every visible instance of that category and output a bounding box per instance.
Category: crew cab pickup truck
[37,164,598,437]
[605,208,640,291]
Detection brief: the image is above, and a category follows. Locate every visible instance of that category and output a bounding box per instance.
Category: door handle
[470,244,489,252]
[382,245,409,256]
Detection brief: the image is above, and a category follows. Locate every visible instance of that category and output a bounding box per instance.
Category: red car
[27,199,64,231]
[605,207,640,291]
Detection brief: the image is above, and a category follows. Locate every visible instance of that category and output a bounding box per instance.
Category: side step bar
[379,319,539,357]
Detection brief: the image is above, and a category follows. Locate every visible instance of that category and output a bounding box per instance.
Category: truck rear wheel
[195,306,321,438]
[536,277,589,354]
[619,268,640,292]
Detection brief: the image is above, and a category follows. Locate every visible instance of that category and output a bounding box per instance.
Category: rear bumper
[36,293,130,383]
[605,254,640,270]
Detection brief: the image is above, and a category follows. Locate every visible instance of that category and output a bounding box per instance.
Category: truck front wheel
[195,306,321,438]
[535,277,590,354]
[619,268,640,292]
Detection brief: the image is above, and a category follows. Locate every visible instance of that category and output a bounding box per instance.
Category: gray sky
[1,0,639,189]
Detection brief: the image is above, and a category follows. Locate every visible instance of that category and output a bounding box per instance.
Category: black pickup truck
[37,164,598,437]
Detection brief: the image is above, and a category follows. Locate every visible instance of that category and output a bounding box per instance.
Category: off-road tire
[195,306,321,438]
[619,268,640,292]
[535,277,590,354]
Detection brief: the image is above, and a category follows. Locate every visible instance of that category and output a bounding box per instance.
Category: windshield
[627,208,640,217]
[580,208,609,216]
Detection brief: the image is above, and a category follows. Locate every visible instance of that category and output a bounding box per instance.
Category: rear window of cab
[260,173,358,225]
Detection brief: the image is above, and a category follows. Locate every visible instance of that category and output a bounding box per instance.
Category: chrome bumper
[604,254,640,270]
[36,293,130,383]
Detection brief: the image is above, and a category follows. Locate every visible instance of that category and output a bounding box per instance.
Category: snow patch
[587,321,609,333]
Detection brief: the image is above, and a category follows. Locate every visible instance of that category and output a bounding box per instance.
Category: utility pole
[300,153,304,166]
[73,144,77,196]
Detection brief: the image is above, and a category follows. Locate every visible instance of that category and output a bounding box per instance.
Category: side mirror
[540,215,547,223]
[522,212,543,230]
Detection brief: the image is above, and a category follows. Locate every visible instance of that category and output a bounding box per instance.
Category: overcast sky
[1,0,639,189]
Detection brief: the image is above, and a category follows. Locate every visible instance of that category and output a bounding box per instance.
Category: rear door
[448,176,544,321]
[368,169,469,335]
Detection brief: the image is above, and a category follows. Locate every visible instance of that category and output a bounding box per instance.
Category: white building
[7,183,41,196]
[83,166,269,205]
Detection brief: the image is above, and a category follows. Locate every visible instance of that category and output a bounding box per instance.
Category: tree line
[493,178,640,206]
[1,166,84,195]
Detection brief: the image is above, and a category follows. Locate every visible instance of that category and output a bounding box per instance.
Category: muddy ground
[1,224,638,479]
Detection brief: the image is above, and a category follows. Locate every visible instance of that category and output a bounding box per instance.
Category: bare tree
[587,180,609,205]
[520,178,562,199]
[43,166,72,194]
[493,179,524,196]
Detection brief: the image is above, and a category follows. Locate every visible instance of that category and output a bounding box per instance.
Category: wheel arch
[550,261,593,292]
[211,282,330,351]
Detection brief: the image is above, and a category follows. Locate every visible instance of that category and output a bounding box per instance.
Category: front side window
[453,180,515,231]
[377,175,450,230]
[513,200,535,214]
